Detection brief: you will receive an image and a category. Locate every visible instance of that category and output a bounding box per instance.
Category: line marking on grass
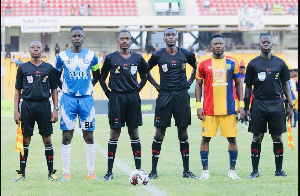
[75,127,167,196]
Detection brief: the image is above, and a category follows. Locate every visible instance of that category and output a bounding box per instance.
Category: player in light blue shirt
[55,26,101,181]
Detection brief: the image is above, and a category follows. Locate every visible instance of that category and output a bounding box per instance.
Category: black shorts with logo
[248,98,286,134]
[108,90,142,129]
[21,99,53,136]
[154,89,191,127]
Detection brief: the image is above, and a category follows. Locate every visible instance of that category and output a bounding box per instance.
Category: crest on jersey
[258,72,266,81]
[131,66,137,75]
[161,64,168,72]
[225,64,231,70]
[27,75,33,83]
[115,66,120,73]
[84,59,90,64]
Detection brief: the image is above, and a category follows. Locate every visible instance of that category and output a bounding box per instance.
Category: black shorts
[154,90,191,127]
[248,98,286,134]
[21,100,53,136]
[108,90,142,129]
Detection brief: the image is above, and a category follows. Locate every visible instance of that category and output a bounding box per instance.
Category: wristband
[239,101,245,108]
[244,98,250,110]
[196,102,202,109]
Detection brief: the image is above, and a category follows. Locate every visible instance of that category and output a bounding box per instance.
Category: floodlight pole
[1,14,6,100]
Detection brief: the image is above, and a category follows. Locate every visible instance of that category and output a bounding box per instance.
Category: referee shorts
[108,90,142,129]
[248,98,286,134]
[21,99,53,136]
[154,89,191,127]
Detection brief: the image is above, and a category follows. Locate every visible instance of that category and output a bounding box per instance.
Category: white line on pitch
[75,127,167,196]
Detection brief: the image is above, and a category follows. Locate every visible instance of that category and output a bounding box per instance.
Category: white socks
[61,143,95,175]
[85,143,95,175]
[61,144,71,174]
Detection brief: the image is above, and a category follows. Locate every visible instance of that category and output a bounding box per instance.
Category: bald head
[29,41,42,48]
[29,41,43,59]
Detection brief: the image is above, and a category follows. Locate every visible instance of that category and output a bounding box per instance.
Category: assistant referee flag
[287,118,294,150]
[15,122,24,155]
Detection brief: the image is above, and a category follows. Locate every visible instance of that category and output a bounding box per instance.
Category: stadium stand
[196,0,298,16]
[1,0,298,16]
[1,0,138,16]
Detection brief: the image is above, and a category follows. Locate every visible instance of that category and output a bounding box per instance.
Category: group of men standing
[13,26,294,182]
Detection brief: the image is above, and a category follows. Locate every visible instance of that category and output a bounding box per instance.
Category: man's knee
[110,129,121,140]
[154,127,166,140]
[177,126,188,140]
[271,134,282,142]
[253,133,264,143]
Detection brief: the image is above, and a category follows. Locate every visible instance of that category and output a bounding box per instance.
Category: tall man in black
[244,33,294,179]
[147,28,198,179]
[14,41,59,181]
[100,30,148,181]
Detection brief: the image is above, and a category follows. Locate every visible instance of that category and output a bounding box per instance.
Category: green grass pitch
[1,115,298,196]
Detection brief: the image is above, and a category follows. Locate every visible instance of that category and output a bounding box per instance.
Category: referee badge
[258,72,266,81]
[161,64,168,72]
[131,66,137,75]
[27,75,33,83]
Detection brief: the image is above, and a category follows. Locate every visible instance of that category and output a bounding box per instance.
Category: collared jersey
[245,55,290,100]
[101,51,147,92]
[148,48,196,91]
[55,48,98,96]
[15,61,58,101]
[196,56,240,115]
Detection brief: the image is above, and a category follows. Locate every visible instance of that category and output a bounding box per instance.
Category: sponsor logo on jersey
[214,69,225,79]
[258,72,266,81]
[36,71,40,77]
[155,116,160,122]
[27,75,33,83]
[123,63,128,69]
[161,64,168,72]
[69,70,88,79]
[275,73,279,79]
[171,60,176,66]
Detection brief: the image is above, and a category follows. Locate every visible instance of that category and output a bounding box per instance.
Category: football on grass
[129,169,149,185]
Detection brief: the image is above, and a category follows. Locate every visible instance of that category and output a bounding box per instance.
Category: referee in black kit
[244,33,294,179]
[100,30,147,181]
[13,41,59,181]
[147,28,198,179]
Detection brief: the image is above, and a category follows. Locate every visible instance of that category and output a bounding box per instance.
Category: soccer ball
[129,169,149,186]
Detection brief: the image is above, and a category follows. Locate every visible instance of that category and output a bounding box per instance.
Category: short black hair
[164,28,177,36]
[211,34,224,40]
[240,65,246,69]
[117,29,131,37]
[71,26,84,33]
[259,33,272,39]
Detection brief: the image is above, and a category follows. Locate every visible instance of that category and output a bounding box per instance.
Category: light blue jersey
[55,48,99,96]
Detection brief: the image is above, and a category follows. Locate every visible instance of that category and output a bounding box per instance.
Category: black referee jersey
[15,61,58,100]
[101,51,147,92]
[245,55,290,100]
[148,48,196,91]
